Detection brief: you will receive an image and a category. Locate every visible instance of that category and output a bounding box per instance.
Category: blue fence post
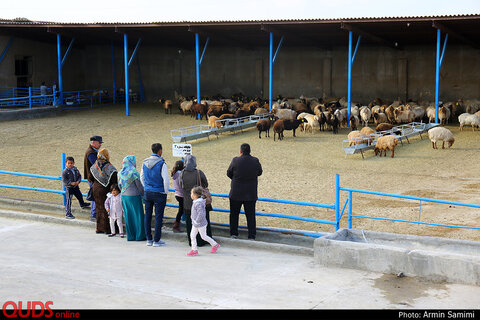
[335,174,340,231]
[28,87,32,109]
[61,153,66,206]
[348,190,353,229]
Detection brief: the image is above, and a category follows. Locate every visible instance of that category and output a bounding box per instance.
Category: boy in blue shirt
[62,156,90,219]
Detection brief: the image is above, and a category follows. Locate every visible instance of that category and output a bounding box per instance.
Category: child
[171,160,185,233]
[187,186,219,256]
[105,184,124,238]
[62,156,90,219]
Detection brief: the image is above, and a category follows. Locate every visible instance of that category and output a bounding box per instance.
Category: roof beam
[432,20,480,50]
[341,22,401,50]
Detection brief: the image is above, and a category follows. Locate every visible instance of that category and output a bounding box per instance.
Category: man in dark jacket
[84,135,103,221]
[227,143,263,240]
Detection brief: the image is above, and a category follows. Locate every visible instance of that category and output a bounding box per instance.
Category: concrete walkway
[0,209,479,310]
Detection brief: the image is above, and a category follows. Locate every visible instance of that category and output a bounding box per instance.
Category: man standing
[84,135,103,222]
[141,143,169,247]
[227,143,263,240]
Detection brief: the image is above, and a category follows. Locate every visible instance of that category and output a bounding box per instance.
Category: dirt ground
[0,103,479,241]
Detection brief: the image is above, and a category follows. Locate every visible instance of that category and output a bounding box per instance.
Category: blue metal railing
[336,174,480,230]
[1,165,477,236]
[0,154,337,238]
[0,86,141,109]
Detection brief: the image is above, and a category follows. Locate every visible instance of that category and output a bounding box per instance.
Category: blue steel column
[435,28,441,124]
[124,34,129,116]
[347,31,353,127]
[111,41,116,104]
[269,32,273,111]
[57,34,63,105]
[195,33,201,105]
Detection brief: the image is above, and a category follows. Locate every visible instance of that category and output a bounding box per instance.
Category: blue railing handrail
[0,166,336,237]
[337,174,479,231]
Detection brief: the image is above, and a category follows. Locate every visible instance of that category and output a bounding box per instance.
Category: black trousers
[229,199,256,239]
[65,186,87,215]
[175,196,184,223]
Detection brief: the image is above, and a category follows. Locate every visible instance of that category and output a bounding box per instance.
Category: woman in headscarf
[118,155,146,241]
[90,148,117,234]
[180,154,214,246]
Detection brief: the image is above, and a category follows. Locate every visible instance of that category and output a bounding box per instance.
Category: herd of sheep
[161,93,480,157]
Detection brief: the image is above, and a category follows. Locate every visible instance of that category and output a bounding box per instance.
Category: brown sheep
[162,99,173,114]
[192,103,208,120]
[374,135,399,158]
[207,115,222,129]
[256,115,275,139]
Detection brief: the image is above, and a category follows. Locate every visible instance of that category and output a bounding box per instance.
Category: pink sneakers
[211,243,220,253]
[187,250,198,256]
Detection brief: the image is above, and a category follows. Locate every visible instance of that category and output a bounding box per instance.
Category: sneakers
[65,214,75,219]
[211,243,220,253]
[146,240,153,246]
[108,234,116,237]
[187,250,198,256]
[81,203,91,209]
[153,240,165,247]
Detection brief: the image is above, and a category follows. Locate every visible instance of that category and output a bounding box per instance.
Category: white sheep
[359,106,372,127]
[302,114,320,133]
[458,113,480,131]
[428,127,455,149]
[412,106,426,122]
[347,130,367,146]
[374,135,399,158]
[426,106,436,123]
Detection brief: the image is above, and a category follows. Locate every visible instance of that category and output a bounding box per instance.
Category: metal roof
[0,14,479,49]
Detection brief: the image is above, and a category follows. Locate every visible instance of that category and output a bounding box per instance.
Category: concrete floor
[0,210,479,310]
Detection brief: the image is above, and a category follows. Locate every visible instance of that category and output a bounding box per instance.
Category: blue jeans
[88,181,96,218]
[144,191,167,242]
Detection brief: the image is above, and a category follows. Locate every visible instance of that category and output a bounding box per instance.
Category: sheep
[373,112,387,125]
[360,126,375,145]
[438,106,451,125]
[180,100,194,116]
[207,105,227,118]
[384,105,396,123]
[458,113,480,131]
[394,108,415,124]
[302,114,320,133]
[428,127,455,149]
[161,99,173,114]
[317,111,327,131]
[254,107,269,115]
[207,115,222,129]
[359,106,372,127]
[426,106,436,123]
[334,108,347,127]
[325,112,339,134]
[347,130,367,146]
[273,118,305,141]
[256,115,275,139]
[412,106,426,122]
[376,123,396,132]
[218,113,236,126]
[374,135,399,158]
[349,115,360,131]
[192,103,208,120]
[271,108,297,120]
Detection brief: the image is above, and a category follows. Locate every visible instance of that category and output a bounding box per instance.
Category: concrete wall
[1,35,479,104]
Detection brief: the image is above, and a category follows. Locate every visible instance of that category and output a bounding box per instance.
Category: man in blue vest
[140,143,169,247]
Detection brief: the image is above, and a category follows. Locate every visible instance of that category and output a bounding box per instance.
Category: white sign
[172,144,192,157]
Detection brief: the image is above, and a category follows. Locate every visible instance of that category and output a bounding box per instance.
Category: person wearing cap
[84,135,103,221]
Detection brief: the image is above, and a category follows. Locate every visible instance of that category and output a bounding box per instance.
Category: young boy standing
[62,156,90,219]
